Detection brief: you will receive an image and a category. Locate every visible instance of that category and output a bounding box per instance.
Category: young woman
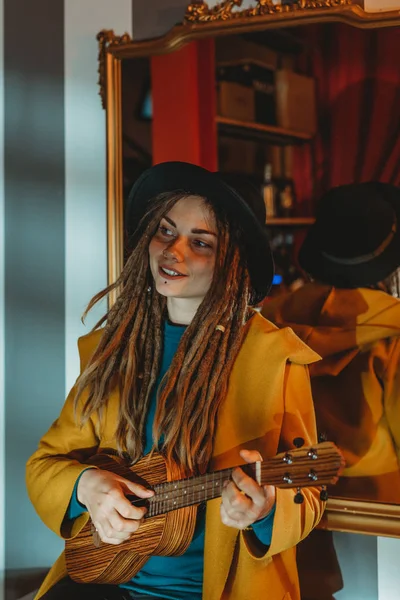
[27,161,324,600]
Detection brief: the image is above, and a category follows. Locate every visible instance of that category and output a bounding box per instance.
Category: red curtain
[293,24,400,212]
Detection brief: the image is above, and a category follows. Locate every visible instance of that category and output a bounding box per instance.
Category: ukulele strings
[126,452,338,510]
[128,466,236,509]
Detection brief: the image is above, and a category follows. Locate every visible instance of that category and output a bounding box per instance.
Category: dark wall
[4,0,65,567]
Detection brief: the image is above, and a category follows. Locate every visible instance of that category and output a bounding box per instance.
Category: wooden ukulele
[65,440,343,584]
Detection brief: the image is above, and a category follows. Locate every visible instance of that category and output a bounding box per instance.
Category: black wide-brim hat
[299,182,400,288]
[125,161,274,304]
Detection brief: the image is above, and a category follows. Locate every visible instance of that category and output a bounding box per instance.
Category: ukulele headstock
[261,441,345,496]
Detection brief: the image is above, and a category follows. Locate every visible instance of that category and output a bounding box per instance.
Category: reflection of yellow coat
[263,284,400,502]
[26,313,324,600]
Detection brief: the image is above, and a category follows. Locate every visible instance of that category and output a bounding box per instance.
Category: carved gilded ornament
[97,29,132,109]
[185,0,355,22]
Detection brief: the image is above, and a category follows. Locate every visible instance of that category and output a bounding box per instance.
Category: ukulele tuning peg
[294,487,304,504]
[318,432,328,443]
[320,486,329,502]
[293,437,305,449]
[308,469,318,482]
[283,452,293,464]
[307,448,318,460]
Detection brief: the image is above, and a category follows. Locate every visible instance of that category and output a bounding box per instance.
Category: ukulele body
[65,452,198,584]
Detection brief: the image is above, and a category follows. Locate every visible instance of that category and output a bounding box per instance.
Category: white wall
[377,537,400,600]
[334,532,378,600]
[330,533,400,600]
[64,0,132,391]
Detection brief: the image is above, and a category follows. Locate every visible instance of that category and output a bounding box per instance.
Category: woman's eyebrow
[162,216,216,237]
[163,216,176,227]
[191,228,217,237]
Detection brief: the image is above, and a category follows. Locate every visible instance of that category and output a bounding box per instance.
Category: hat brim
[299,197,400,288]
[126,161,274,304]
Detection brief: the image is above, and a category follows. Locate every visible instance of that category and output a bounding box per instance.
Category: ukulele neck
[147,464,257,518]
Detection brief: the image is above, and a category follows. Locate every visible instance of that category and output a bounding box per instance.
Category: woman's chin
[155,279,183,297]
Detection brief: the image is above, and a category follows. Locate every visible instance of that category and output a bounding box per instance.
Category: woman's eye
[159,225,174,237]
[193,239,212,249]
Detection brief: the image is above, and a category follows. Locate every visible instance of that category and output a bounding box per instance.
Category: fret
[146,467,234,517]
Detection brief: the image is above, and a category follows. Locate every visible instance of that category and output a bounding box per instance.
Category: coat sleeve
[241,360,325,560]
[26,336,101,540]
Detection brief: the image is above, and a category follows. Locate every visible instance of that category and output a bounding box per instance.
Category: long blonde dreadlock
[75,191,252,475]
[369,267,400,298]
[382,267,400,298]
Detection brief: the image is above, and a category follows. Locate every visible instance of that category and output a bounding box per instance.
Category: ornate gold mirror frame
[98,0,400,537]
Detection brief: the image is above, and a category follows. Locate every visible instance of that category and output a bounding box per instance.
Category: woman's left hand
[220,449,276,530]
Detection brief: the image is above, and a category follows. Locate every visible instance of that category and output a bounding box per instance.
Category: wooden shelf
[266,217,315,226]
[216,116,313,146]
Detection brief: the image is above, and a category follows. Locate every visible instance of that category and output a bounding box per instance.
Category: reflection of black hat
[126,161,274,304]
[299,182,400,288]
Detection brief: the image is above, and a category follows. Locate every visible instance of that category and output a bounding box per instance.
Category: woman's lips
[158,264,187,280]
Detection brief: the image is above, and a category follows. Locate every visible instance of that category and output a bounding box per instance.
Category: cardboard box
[216,37,278,70]
[356,0,400,11]
[275,70,317,135]
[217,81,255,122]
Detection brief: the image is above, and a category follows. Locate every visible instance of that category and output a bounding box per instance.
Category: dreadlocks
[383,267,400,298]
[370,267,400,298]
[74,191,252,475]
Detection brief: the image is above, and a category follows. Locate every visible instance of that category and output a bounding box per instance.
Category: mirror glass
[117,20,400,508]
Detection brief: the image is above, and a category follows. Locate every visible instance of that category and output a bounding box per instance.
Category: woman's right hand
[77,469,154,545]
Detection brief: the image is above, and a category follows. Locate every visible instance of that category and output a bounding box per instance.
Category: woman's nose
[162,248,177,261]
[162,238,185,261]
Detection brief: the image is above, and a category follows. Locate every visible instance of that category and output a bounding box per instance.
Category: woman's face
[149,195,217,304]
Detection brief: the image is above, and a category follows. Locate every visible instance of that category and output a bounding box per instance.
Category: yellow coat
[263,284,400,502]
[26,313,324,600]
